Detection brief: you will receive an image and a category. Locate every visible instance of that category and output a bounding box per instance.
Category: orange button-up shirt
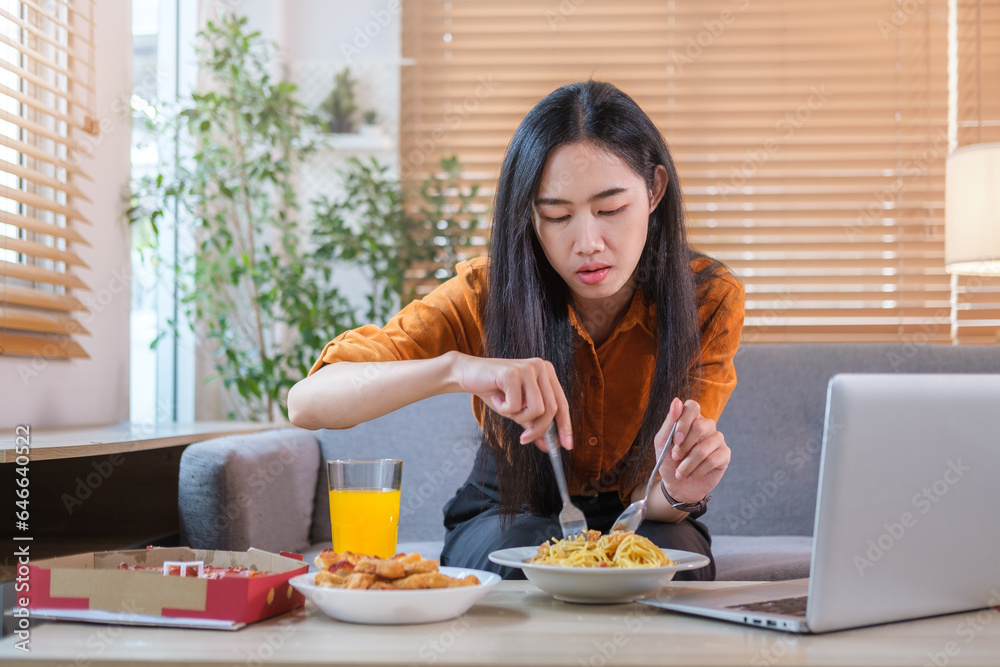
[310,255,745,498]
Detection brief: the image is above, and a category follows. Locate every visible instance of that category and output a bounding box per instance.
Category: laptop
[640,373,1000,633]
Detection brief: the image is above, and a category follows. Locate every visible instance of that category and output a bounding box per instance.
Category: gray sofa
[178,343,1000,580]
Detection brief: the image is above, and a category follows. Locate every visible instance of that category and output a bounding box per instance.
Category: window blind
[953,0,1000,344]
[0,0,96,359]
[401,0,997,344]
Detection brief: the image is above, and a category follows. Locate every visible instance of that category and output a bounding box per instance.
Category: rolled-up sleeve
[308,258,488,376]
[691,272,745,422]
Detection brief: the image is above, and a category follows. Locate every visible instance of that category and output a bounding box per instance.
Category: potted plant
[311,155,487,322]
[129,14,484,420]
[359,109,379,136]
[321,68,358,134]
[129,14,356,421]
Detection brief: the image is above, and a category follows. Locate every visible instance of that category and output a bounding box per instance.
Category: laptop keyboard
[727,595,809,617]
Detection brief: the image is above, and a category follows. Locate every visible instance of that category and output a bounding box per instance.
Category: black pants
[439,446,715,581]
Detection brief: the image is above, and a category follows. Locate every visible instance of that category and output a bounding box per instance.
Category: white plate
[288,567,500,625]
[488,546,710,604]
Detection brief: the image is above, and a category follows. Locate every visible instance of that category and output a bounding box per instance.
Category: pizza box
[24,547,308,630]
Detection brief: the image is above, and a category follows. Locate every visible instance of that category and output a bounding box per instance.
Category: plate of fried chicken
[290,549,500,624]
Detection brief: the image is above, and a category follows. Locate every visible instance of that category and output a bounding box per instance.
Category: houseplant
[130,14,485,421]
[129,14,356,420]
[419,155,482,281]
[311,155,486,325]
[320,67,358,133]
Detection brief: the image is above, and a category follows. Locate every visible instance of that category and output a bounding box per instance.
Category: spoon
[610,420,679,534]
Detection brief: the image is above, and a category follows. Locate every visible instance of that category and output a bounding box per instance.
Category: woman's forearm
[636,478,690,524]
[287,351,464,430]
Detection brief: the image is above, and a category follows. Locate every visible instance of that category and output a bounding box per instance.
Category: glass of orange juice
[326,459,403,558]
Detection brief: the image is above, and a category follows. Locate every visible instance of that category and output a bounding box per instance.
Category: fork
[543,421,588,538]
[609,421,679,534]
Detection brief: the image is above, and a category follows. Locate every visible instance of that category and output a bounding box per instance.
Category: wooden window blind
[0,0,96,359]
[402,0,997,343]
[953,0,1000,344]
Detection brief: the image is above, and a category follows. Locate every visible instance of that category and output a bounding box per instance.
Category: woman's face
[532,141,667,314]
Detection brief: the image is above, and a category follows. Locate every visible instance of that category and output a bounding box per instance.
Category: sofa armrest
[179,428,321,553]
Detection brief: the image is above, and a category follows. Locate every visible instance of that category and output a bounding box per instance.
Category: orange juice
[328,488,401,558]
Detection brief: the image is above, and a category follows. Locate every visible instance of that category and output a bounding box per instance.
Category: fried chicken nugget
[344,572,378,590]
[313,549,363,571]
[324,559,355,576]
[403,558,440,575]
[391,572,452,589]
[314,571,347,588]
[355,557,406,579]
[446,574,481,588]
[389,572,473,589]
[384,552,440,575]
[390,553,420,562]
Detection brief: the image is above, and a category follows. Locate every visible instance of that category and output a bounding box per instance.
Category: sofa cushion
[707,343,1000,538]
[713,535,813,581]
[311,393,482,545]
[179,428,320,553]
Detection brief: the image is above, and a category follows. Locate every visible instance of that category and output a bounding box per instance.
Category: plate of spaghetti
[488,530,710,603]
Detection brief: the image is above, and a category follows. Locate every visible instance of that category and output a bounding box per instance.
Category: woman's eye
[543,214,570,223]
[599,205,627,216]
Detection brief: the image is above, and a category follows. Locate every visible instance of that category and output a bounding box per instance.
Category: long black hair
[482,80,720,522]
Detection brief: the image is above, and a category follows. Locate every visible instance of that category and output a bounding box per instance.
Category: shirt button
[588,436,599,447]
[589,376,601,387]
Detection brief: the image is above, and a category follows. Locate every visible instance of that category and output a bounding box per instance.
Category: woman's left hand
[654,397,730,504]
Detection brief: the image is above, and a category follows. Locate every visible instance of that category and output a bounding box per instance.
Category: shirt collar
[567,288,657,345]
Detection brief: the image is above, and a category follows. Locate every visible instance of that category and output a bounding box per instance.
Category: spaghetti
[527,530,675,568]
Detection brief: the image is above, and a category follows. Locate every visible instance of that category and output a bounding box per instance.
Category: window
[130,0,197,422]
[400,0,1000,343]
[0,0,97,358]
[953,0,1000,343]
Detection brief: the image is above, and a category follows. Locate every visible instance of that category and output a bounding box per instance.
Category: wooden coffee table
[2,581,998,666]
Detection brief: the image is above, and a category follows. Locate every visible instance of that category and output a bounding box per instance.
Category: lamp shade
[945,142,1000,276]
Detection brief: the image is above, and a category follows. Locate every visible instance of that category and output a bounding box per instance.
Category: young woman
[288,80,744,580]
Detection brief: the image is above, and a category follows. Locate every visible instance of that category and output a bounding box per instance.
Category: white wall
[284,0,400,63]
[0,0,133,429]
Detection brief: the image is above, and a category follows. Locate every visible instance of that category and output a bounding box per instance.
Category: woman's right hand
[447,352,573,452]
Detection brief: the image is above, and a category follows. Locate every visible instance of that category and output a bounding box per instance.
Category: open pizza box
[24,547,309,630]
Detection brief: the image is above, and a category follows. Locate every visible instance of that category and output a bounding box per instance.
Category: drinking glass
[326,459,403,558]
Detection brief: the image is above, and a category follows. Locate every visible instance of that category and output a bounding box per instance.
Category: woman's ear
[649,165,669,209]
